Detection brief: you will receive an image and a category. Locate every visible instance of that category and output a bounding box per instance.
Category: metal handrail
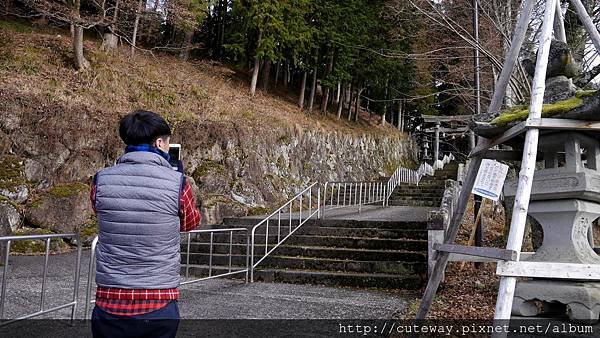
[181,227,250,285]
[249,182,320,282]
[84,227,251,318]
[0,233,83,326]
[322,154,455,217]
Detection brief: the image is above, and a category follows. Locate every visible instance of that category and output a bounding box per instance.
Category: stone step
[392,190,443,194]
[186,244,427,261]
[254,268,423,289]
[184,235,426,251]
[181,265,423,289]
[186,226,427,244]
[388,200,440,207]
[388,196,442,202]
[396,185,445,190]
[222,218,428,230]
[307,219,428,230]
[181,254,426,275]
[298,226,428,240]
[223,217,302,227]
[288,235,428,251]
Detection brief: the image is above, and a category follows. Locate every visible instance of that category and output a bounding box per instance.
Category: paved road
[0,250,415,336]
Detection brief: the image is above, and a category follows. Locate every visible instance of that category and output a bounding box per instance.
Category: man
[90,110,201,338]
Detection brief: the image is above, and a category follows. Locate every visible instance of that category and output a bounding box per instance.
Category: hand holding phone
[168,144,182,172]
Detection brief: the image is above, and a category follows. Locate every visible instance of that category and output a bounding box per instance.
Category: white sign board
[472,159,509,201]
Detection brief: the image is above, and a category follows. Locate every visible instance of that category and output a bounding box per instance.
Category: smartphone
[168,144,181,170]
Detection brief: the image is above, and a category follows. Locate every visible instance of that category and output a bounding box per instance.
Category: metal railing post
[186,232,191,278]
[209,232,214,277]
[40,238,50,312]
[85,237,98,318]
[70,237,82,323]
[358,182,363,213]
[0,241,11,318]
[317,187,321,219]
[245,233,250,283]
[250,230,255,282]
[228,231,233,273]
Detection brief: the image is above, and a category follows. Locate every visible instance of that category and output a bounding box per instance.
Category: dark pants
[91,301,180,338]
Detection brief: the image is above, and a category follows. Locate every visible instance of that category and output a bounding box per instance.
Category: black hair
[119,110,172,145]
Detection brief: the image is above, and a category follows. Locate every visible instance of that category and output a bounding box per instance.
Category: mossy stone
[10,228,71,255]
[192,160,225,180]
[491,91,597,126]
[0,155,26,193]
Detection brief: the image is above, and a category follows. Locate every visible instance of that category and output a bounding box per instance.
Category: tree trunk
[335,82,341,105]
[397,100,403,131]
[180,29,194,61]
[299,71,307,109]
[102,32,118,52]
[4,0,10,17]
[354,84,362,122]
[261,59,271,91]
[131,0,144,57]
[250,31,262,96]
[216,0,226,59]
[347,80,355,121]
[308,53,318,112]
[320,50,334,113]
[72,0,89,70]
[283,60,288,86]
[250,56,261,96]
[337,82,345,119]
[102,0,120,52]
[487,0,534,114]
[72,24,90,70]
[275,62,281,86]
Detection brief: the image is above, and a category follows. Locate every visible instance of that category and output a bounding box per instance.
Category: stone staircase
[181,217,428,289]
[181,162,458,290]
[387,162,459,207]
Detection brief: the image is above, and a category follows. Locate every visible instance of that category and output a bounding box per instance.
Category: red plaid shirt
[90,176,201,316]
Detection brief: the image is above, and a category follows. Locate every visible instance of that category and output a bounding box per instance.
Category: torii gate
[421,115,472,161]
[416,0,600,335]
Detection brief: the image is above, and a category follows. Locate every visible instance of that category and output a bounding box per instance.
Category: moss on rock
[0,155,26,193]
[192,160,225,180]
[0,195,21,210]
[10,228,71,255]
[491,90,597,126]
[247,206,270,216]
[47,182,88,198]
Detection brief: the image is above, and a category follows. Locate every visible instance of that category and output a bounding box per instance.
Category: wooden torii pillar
[416,0,600,335]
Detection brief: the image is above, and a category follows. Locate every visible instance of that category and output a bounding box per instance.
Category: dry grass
[400,197,508,320]
[0,19,404,138]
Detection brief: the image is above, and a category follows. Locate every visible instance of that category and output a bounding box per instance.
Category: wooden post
[570,0,600,54]
[488,1,535,115]
[554,0,567,43]
[416,156,483,319]
[493,0,557,328]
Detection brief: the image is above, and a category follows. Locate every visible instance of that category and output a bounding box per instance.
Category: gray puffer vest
[94,151,183,289]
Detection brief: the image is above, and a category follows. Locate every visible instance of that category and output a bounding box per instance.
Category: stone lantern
[504,132,600,323]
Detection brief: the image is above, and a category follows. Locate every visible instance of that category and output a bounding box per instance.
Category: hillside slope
[0,19,395,135]
[0,19,416,238]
